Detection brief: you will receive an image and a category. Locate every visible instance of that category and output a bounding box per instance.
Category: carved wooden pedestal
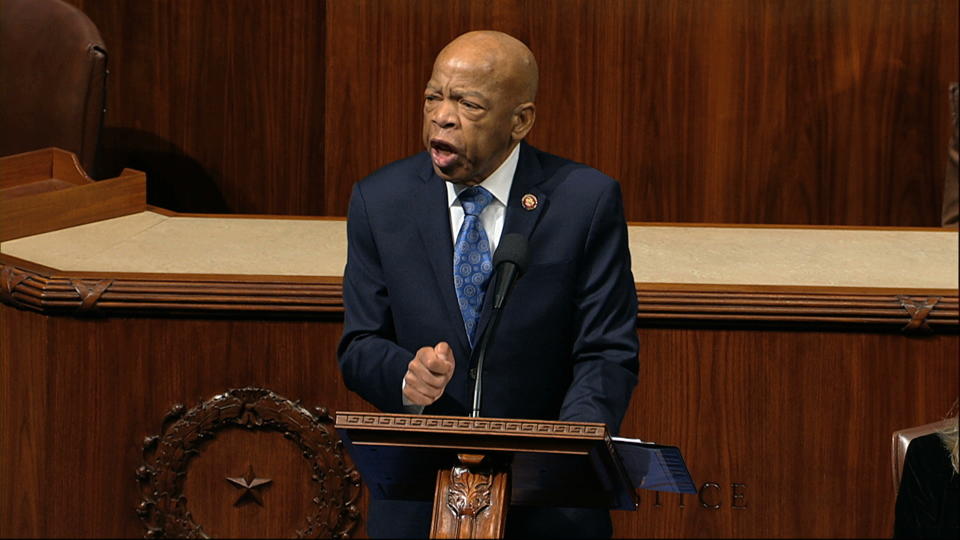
[430,454,510,538]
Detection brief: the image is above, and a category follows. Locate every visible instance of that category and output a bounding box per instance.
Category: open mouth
[430,139,460,169]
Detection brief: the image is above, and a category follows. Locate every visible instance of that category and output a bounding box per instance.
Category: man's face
[422,55,518,185]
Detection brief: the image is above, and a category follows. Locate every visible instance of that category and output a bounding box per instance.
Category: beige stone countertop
[1,211,957,290]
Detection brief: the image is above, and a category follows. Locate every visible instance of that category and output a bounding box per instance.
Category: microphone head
[493,233,529,274]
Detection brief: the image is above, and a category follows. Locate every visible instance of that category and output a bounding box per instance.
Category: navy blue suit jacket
[338,142,639,537]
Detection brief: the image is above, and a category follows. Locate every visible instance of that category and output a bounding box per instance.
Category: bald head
[422,31,538,185]
[435,31,539,105]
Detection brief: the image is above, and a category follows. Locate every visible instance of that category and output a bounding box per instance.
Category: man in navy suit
[337,30,639,538]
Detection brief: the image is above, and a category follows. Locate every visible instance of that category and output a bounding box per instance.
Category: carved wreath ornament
[136,388,361,538]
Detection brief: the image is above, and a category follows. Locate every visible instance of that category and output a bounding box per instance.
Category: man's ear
[511,102,536,141]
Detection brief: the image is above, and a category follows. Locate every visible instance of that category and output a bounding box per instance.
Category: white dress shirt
[445,142,519,252]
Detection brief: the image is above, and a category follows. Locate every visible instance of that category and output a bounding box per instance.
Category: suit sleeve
[558,179,639,435]
[337,183,415,413]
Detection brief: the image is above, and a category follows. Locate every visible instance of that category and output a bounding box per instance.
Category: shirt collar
[447,143,520,208]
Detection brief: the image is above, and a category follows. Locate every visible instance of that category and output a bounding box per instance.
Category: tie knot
[459,186,493,217]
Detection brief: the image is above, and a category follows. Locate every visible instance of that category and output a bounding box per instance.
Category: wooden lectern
[335,411,637,539]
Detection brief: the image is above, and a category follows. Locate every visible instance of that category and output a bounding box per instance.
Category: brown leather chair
[0,0,107,175]
[892,418,953,494]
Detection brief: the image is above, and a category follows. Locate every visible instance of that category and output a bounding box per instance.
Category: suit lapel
[412,165,471,353]
[501,143,548,245]
[473,142,548,343]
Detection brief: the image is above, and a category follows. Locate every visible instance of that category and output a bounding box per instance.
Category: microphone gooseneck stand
[470,304,505,417]
[470,233,527,418]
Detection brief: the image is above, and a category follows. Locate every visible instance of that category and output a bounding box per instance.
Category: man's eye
[425,95,441,102]
[461,101,480,110]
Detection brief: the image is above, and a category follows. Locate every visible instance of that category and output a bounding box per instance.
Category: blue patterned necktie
[454,186,494,347]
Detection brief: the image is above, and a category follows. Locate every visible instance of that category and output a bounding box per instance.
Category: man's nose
[432,99,458,129]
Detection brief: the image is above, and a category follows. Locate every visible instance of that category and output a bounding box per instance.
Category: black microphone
[490,233,529,309]
[471,233,529,417]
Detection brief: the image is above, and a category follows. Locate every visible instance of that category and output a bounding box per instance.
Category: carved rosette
[136,388,361,538]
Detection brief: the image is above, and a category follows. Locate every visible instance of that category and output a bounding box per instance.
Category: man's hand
[403,342,455,406]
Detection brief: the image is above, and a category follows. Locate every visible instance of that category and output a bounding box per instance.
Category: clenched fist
[403,342,455,406]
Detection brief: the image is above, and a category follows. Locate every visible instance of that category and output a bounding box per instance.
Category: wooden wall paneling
[1,244,955,536]
[4,300,956,538]
[55,0,959,224]
[0,304,374,538]
[177,424,324,537]
[616,328,959,538]
[323,0,518,216]
[618,0,960,226]
[64,0,326,215]
[323,0,958,225]
[0,304,48,537]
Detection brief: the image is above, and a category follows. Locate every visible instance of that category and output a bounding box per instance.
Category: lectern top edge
[335,411,608,441]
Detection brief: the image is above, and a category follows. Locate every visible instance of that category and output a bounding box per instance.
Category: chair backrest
[0,0,107,175]
[892,418,953,494]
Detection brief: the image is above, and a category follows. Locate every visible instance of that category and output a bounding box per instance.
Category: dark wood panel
[140,389,361,538]
[0,304,48,537]
[59,0,958,224]
[65,0,326,215]
[325,0,958,226]
[322,0,499,216]
[607,0,960,226]
[2,301,957,537]
[618,328,959,538]
[181,427,322,537]
[0,305,373,538]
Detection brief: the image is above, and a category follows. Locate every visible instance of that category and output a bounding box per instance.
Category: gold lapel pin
[521,193,538,211]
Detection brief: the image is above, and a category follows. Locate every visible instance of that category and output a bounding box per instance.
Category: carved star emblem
[226,465,273,506]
